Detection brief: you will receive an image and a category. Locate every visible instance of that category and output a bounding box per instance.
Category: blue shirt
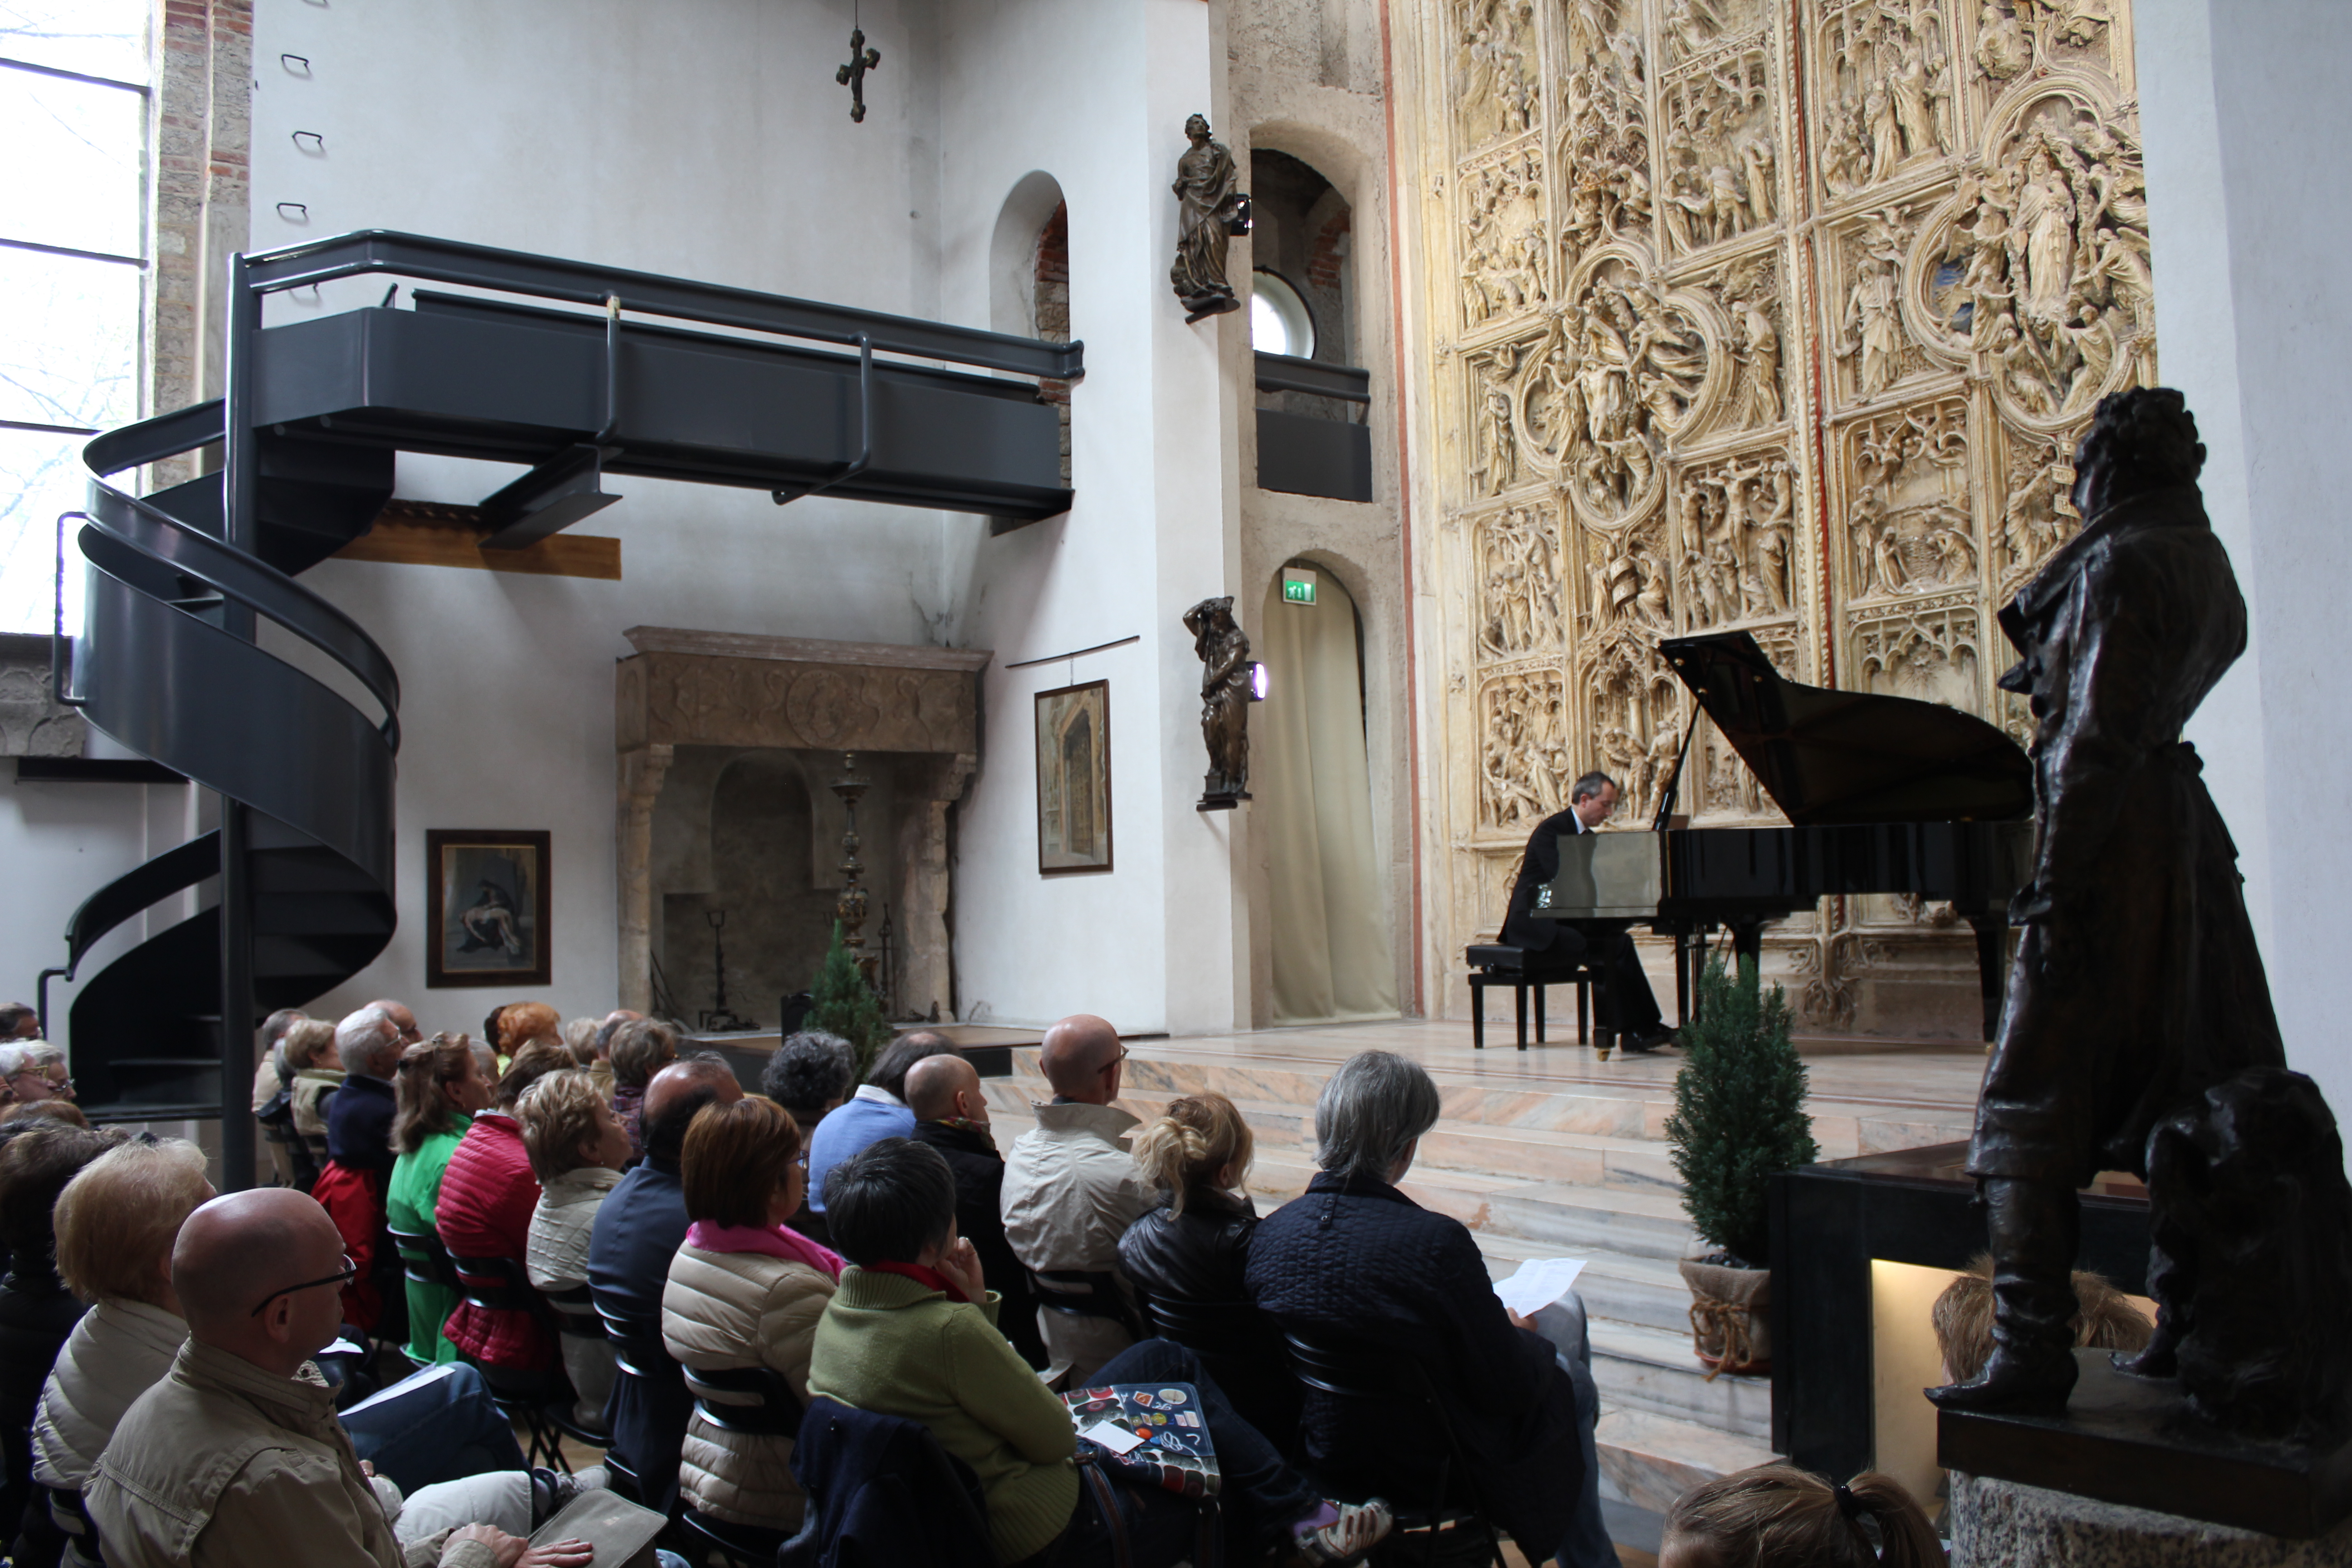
[804,1087,915,1213]
[585,1153,691,1513]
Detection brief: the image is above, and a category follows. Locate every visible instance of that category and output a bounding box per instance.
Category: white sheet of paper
[1494,1257,1588,1318]
[1081,1421,1146,1455]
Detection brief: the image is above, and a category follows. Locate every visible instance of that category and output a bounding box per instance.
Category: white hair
[0,1040,65,1079]
[1314,1051,1442,1184]
[335,1007,401,1077]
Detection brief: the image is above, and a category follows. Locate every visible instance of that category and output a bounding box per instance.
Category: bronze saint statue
[1185,596,1254,808]
[1928,388,2288,1416]
[1171,114,1250,323]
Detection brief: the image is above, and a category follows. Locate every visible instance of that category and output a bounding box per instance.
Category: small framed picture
[426,829,552,988]
[1036,680,1113,875]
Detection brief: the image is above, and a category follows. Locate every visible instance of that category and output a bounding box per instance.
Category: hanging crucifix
[836,25,880,123]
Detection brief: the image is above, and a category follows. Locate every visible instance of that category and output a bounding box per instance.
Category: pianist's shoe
[1619,1026,1679,1054]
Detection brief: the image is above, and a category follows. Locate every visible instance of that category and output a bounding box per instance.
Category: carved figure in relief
[1733,296,1782,428]
[2017,149,2078,322]
[1823,0,1949,194]
[1657,51,1775,255]
[1664,0,1725,59]
[1478,507,1562,658]
[1454,0,1538,149]
[1461,153,1548,326]
[1555,0,1649,268]
[1840,242,1904,397]
[2000,437,2080,572]
[1976,1,2031,81]
[1474,350,1519,496]
[1848,401,1979,600]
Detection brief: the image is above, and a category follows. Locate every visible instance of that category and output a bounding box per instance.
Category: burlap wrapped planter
[1679,1256,1772,1379]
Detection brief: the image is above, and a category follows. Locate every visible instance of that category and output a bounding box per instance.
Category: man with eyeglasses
[87,1189,599,1568]
[999,1014,1156,1388]
[0,1041,74,1107]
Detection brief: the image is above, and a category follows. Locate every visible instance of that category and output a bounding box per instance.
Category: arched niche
[989,170,1072,489]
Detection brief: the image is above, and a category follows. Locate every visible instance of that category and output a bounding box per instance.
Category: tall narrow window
[0,1,149,635]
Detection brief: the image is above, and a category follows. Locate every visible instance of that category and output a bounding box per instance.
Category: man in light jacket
[86,1188,591,1568]
[999,1014,1156,1387]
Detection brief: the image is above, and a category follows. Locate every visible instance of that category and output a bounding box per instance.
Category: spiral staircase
[43,230,1082,1178]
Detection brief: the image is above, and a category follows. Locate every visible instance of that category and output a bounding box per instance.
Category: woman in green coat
[387,1032,495,1365]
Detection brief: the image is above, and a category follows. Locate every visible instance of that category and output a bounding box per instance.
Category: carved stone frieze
[0,638,83,759]
[1408,0,2148,1035]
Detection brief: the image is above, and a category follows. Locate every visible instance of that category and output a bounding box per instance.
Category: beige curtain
[1257,573,1398,1024]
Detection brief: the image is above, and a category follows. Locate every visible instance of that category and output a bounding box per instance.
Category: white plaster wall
[1,777,187,1038]
[240,0,980,1028]
[2143,0,2352,1122]
[932,0,1240,1036]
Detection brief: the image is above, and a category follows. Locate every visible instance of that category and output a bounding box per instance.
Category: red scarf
[865,1260,969,1303]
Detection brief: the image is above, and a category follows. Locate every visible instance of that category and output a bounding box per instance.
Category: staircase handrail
[74,405,402,751]
[234,229,1085,384]
[56,833,220,980]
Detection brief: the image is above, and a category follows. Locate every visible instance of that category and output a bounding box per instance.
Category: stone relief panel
[1552,0,1651,271]
[1455,0,1542,154]
[1475,503,1567,662]
[1461,148,1551,331]
[1657,43,1780,260]
[1411,0,2148,1027]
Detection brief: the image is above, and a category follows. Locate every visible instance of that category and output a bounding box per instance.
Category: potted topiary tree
[1663,952,1817,1379]
[807,921,894,1083]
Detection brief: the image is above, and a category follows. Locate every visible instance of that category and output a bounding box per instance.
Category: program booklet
[1063,1382,1221,1498]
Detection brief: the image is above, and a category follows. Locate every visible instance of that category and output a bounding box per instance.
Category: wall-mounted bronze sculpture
[1186,596,1254,809]
[1171,114,1250,323]
[1928,388,2352,1445]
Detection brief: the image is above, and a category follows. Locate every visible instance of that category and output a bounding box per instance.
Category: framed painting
[426,829,553,987]
[1036,680,1113,875]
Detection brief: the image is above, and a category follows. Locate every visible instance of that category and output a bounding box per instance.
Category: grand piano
[1529,631,2037,1040]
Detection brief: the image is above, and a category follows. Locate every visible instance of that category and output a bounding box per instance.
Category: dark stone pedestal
[1939,1349,2352,1539]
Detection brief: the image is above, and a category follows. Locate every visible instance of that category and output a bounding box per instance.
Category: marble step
[1589,1318,1771,1440]
[1595,1409,1779,1514]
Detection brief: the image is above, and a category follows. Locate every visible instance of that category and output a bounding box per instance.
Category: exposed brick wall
[1032,201,1072,482]
[1307,205,1351,294]
[149,0,252,486]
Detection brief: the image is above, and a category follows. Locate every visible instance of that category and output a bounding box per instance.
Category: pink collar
[684,1220,844,1282]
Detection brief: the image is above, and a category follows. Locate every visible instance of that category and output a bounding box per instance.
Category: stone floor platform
[983,1016,1991,1524]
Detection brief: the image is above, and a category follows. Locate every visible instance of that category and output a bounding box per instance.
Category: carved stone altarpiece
[615,627,988,1024]
[1409,0,2146,1033]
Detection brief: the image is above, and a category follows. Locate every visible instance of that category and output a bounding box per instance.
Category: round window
[1250,270,1317,359]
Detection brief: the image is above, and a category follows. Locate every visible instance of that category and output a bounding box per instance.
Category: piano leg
[1731,918,1765,975]
[1965,911,2010,1043]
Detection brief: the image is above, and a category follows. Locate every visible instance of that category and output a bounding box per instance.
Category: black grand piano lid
[1659,631,2033,826]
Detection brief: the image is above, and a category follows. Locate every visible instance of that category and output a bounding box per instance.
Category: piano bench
[1465,946,1608,1052]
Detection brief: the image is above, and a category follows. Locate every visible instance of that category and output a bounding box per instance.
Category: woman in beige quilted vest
[659,1096,841,1532]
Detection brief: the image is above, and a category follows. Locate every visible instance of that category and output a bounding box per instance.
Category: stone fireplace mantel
[616,626,991,1022]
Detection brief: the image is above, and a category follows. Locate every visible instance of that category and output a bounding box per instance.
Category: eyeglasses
[250,1254,358,1316]
[1101,1044,1130,1074]
[8,1069,72,1089]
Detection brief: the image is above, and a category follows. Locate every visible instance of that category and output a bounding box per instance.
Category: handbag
[1063,1382,1220,1499]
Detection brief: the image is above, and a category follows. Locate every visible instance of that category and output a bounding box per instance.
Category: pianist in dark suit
[1500,771,1675,1053]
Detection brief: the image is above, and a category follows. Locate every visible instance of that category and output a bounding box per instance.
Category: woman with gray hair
[1247,1050,1612,1568]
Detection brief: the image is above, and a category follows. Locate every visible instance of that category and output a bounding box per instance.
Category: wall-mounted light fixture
[1249,662,1269,701]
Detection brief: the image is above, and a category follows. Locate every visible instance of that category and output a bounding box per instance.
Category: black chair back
[1143,1293,1265,1354]
[386,1221,462,1293]
[447,1250,554,1326]
[683,1361,805,1438]
[542,1280,604,1339]
[592,1297,668,1381]
[1279,1327,1506,1568]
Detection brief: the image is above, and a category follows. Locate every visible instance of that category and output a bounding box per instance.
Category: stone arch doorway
[1255,564,1396,1023]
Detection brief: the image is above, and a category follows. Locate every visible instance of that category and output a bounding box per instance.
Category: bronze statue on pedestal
[1185,596,1254,809]
[1927,389,2352,1437]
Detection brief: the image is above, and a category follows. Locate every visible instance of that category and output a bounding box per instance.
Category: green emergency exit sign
[1281,568,1316,605]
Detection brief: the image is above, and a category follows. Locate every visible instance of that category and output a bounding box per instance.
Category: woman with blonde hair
[387,1034,493,1365]
[28,1138,211,1562]
[661,1096,841,1532]
[281,1017,345,1191]
[1117,1093,1299,1443]
[522,1069,633,1432]
[1660,1465,1941,1568]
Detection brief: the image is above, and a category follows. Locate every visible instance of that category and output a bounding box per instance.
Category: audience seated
[0,1042,75,1109]
[84,1189,598,1568]
[1000,1014,1155,1387]
[437,1041,571,1374]
[661,1097,841,1532]
[520,1069,631,1432]
[608,1019,680,1162]
[1660,1465,1940,1568]
[905,1053,1046,1370]
[0,1103,87,1131]
[0,1125,120,1562]
[368,1000,426,1048]
[804,1031,958,1226]
[319,1007,406,1335]
[1931,1253,2152,1385]
[495,1003,563,1061]
[588,1012,639,1100]
[587,1056,743,1513]
[282,1019,345,1193]
[1118,1092,1298,1443]
[250,1009,307,1189]
[559,1018,600,1067]
[808,1137,1391,1568]
[388,1035,492,1366]
[1247,1049,1610,1568]
[0,1004,39,1041]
